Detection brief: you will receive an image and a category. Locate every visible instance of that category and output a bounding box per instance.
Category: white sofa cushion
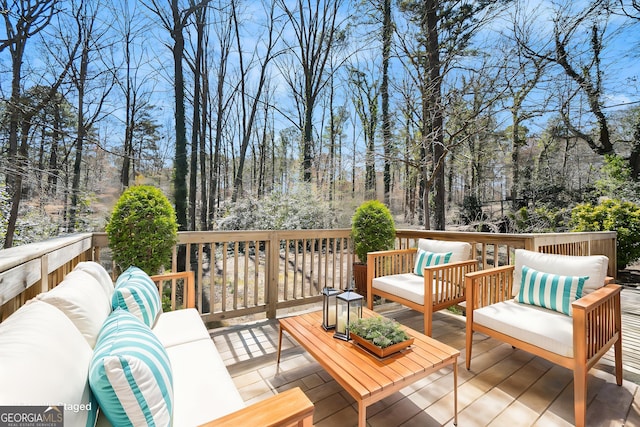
[36,269,111,347]
[474,299,574,357]
[418,239,472,263]
[373,273,426,305]
[0,301,98,426]
[515,266,588,316]
[166,338,245,425]
[75,261,115,299]
[89,309,173,427]
[152,308,211,348]
[112,266,162,328]
[513,249,608,297]
[413,249,452,276]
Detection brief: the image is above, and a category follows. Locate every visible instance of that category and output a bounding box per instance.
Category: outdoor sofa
[0,261,313,426]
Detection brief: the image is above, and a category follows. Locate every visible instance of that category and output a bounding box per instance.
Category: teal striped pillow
[89,309,173,427]
[515,265,588,316]
[113,266,161,328]
[413,249,452,276]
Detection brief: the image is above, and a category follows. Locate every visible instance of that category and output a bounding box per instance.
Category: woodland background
[1,0,640,254]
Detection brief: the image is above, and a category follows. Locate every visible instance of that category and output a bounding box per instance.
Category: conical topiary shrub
[351,200,396,264]
[106,185,178,276]
[351,200,396,294]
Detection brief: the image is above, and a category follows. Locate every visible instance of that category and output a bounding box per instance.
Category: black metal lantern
[321,287,341,330]
[334,288,363,341]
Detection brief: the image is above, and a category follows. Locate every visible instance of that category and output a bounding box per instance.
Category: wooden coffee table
[277,308,459,427]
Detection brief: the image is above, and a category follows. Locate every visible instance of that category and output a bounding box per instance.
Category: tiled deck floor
[211,288,640,426]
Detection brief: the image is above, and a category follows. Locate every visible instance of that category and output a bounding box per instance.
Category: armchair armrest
[199,387,314,427]
[572,284,622,371]
[150,271,196,309]
[465,265,515,311]
[425,259,478,305]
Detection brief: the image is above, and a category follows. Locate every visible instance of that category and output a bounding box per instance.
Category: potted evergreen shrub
[351,200,396,295]
[106,185,178,276]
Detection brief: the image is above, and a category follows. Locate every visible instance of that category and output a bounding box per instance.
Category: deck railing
[0,229,616,323]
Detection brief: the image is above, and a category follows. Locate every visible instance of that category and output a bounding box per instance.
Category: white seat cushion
[474,299,574,357]
[153,309,211,348]
[418,239,472,263]
[373,273,425,305]
[167,338,245,425]
[513,249,608,297]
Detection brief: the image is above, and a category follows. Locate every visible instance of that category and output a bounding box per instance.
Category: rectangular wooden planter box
[350,333,414,358]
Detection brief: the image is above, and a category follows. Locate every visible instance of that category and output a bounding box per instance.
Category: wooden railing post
[266,231,279,319]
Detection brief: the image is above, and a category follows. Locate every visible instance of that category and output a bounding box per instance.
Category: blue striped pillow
[515,265,588,316]
[413,249,452,276]
[89,309,173,427]
[113,266,161,328]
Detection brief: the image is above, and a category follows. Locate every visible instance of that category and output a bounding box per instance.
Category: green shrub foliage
[349,317,410,348]
[351,200,396,264]
[106,185,178,275]
[572,199,640,269]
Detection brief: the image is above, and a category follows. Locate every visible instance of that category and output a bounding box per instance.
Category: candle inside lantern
[328,308,336,326]
[337,316,345,333]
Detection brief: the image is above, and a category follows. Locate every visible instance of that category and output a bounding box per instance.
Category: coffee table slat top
[285,312,387,396]
[279,309,459,402]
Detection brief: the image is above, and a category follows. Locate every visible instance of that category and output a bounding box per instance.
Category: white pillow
[513,249,608,297]
[75,261,115,299]
[417,239,472,263]
[36,270,111,347]
[0,301,98,427]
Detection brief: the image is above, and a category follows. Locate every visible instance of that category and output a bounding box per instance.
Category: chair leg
[573,367,587,427]
[615,336,623,386]
[424,305,433,337]
[465,323,473,370]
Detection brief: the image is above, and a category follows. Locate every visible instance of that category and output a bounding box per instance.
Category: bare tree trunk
[2,0,76,247]
[381,0,392,205]
[278,0,345,183]
[426,0,445,230]
[230,0,279,202]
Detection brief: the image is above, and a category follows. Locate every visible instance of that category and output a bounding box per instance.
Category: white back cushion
[36,270,111,347]
[417,239,472,263]
[513,249,608,297]
[75,261,115,299]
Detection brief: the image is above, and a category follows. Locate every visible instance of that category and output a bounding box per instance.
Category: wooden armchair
[367,239,478,336]
[465,249,622,427]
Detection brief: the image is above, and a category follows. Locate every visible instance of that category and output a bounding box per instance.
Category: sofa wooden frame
[150,271,314,427]
[366,248,478,336]
[465,265,622,427]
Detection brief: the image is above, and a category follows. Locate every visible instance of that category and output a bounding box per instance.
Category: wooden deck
[211,288,640,426]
